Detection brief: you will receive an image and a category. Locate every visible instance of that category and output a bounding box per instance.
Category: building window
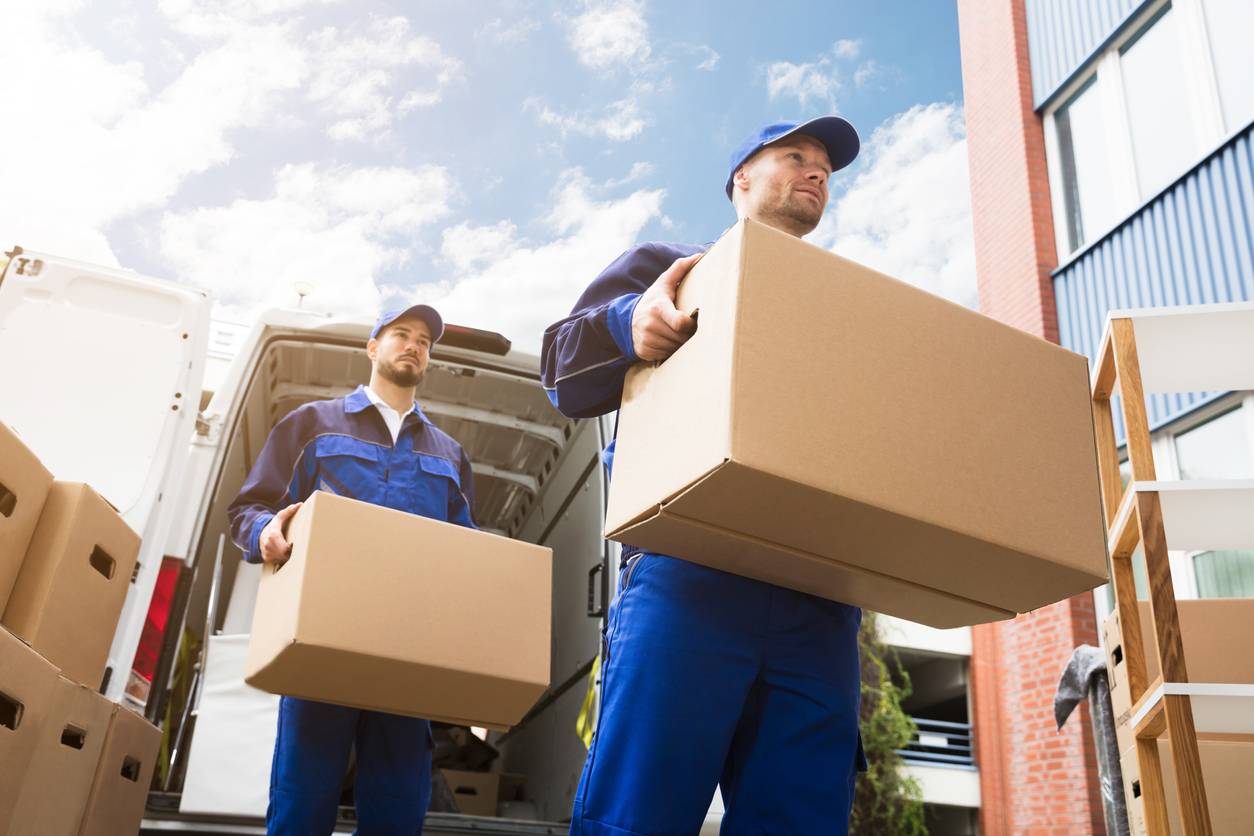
[1173,406,1252,480]
[1118,4,1196,197]
[1201,0,1254,132]
[1193,550,1254,598]
[1055,78,1115,250]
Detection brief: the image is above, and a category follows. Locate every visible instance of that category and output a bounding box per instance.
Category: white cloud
[853,59,881,87]
[0,2,305,264]
[527,96,647,141]
[833,38,861,60]
[307,16,462,142]
[765,38,868,110]
[160,163,454,322]
[441,221,518,271]
[693,44,720,71]
[425,169,665,352]
[566,0,651,71]
[478,16,541,44]
[808,103,977,307]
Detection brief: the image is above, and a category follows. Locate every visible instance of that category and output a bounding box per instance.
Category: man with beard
[228,303,475,835]
[542,118,865,835]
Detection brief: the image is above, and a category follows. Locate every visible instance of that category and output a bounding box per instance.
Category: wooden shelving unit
[1091,302,1254,836]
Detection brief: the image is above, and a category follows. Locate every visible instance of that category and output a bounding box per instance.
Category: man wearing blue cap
[228,303,475,835]
[541,117,864,835]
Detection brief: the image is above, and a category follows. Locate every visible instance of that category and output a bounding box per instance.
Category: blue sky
[1,0,975,351]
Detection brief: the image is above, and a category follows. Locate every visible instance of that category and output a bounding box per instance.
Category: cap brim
[374,304,445,343]
[768,116,860,173]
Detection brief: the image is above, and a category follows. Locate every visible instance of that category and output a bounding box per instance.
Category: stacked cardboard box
[246,491,553,730]
[0,421,161,835]
[1103,599,1254,752]
[1103,600,1254,833]
[438,769,526,818]
[1120,739,1254,836]
[606,220,1108,629]
[0,422,53,611]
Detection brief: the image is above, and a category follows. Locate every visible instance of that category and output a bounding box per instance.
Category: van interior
[146,326,612,832]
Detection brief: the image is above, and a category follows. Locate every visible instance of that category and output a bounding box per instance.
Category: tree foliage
[850,611,927,836]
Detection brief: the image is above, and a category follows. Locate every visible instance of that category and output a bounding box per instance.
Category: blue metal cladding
[1054,123,1254,438]
[1025,0,1150,108]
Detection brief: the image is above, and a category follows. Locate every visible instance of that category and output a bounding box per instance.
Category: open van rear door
[0,247,211,699]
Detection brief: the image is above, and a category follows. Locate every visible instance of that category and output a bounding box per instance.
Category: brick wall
[956,0,1106,833]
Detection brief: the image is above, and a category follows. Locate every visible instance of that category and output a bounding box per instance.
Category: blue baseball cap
[370,304,445,343]
[725,116,860,200]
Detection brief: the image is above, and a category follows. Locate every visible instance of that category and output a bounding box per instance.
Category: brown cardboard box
[1120,739,1254,835]
[3,482,141,688]
[605,219,1107,628]
[76,703,160,836]
[1105,599,1254,751]
[0,422,54,611]
[245,491,552,730]
[9,676,113,835]
[442,769,499,817]
[0,626,60,833]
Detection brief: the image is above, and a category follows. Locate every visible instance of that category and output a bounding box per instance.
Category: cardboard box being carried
[9,675,113,836]
[1121,738,1254,836]
[245,491,552,730]
[604,219,1108,629]
[77,703,161,836]
[3,482,141,688]
[0,626,60,833]
[0,422,54,611]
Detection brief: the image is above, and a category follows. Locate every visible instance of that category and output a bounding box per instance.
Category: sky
[0,0,975,354]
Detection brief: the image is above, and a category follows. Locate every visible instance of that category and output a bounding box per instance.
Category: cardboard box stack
[1103,599,1254,834]
[606,219,1109,629]
[246,490,553,730]
[0,421,161,835]
[0,422,53,611]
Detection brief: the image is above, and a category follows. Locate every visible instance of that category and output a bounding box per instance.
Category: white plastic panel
[1134,480,1254,550]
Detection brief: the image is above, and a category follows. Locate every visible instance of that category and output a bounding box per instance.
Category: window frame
[1042,0,1229,260]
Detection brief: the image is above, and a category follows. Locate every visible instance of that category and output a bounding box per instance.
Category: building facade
[957,0,1254,831]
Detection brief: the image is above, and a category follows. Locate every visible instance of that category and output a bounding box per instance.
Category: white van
[1,247,708,834]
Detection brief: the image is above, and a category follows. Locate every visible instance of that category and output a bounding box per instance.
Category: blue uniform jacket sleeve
[450,447,477,529]
[227,408,318,563]
[541,242,705,418]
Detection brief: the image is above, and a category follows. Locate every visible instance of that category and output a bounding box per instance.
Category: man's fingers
[276,502,303,522]
[662,305,697,336]
[658,252,703,290]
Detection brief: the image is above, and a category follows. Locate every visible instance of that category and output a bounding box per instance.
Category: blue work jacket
[227,385,476,563]
[540,241,707,566]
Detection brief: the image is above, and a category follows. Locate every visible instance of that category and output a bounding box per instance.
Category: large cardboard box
[0,422,54,611]
[245,491,552,730]
[76,703,160,836]
[1121,739,1254,835]
[0,626,60,832]
[605,219,1108,628]
[3,482,141,688]
[442,769,499,817]
[9,675,113,835]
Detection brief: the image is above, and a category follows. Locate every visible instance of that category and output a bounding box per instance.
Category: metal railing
[897,717,975,768]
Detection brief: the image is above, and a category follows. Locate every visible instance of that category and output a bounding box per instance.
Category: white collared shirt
[363,385,415,444]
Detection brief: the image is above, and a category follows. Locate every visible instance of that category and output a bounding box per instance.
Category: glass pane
[1194,550,1254,598]
[1120,5,1196,196]
[1174,407,1253,480]
[1202,0,1254,132]
[1055,78,1115,250]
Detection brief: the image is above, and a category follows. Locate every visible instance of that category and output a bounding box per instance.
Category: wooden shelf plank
[1101,302,1254,393]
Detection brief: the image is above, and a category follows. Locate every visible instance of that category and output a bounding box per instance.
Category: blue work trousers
[571,554,863,836]
[267,696,432,835]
